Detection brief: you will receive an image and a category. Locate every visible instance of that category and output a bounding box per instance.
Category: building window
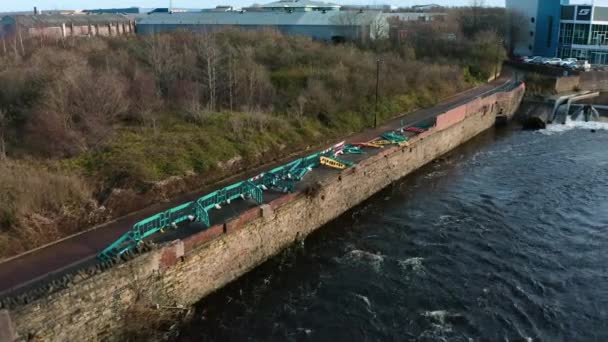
[561,6,575,20]
[571,49,589,59]
[572,24,590,45]
[558,47,572,58]
[547,16,553,48]
[530,31,534,37]
[589,51,608,65]
[529,45,533,51]
[559,23,574,44]
[590,24,608,46]
[531,17,535,23]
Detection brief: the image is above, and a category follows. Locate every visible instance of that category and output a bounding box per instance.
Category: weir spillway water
[549,91,599,124]
[520,91,605,129]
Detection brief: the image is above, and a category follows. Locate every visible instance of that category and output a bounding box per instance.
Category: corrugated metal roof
[137,11,382,26]
[382,12,446,20]
[258,0,340,8]
[4,14,131,27]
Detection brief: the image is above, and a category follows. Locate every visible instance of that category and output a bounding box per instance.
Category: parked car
[565,60,591,71]
[544,57,563,66]
[537,57,550,64]
[560,58,578,67]
[528,56,544,64]
[523,56,539,63]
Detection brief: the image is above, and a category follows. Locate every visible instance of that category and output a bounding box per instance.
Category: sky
[1,0,505,13]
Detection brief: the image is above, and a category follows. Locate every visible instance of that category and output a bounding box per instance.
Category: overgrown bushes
[0,160,98,256]
[0,22,505,258]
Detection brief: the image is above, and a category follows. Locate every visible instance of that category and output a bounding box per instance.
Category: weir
[549,91,599,124]
[570,104,601,122]
[521,91,602,129]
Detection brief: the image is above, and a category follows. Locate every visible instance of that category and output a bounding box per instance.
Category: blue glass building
[509,0,608,64]
[507,0,561,57]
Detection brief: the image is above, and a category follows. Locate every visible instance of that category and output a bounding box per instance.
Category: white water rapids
[542,115,608,134]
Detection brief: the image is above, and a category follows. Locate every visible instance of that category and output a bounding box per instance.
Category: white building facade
[558,0,608,64]
[507,0,608,64]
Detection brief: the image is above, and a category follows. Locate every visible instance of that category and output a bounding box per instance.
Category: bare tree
[331,11,388,42]
[128,69,162,131]
[227,45,236,112]
[0,110,6,159]
[145,34,175,95]
[195,33,222,112]
[470,0,486,34]
[506,9,528,56]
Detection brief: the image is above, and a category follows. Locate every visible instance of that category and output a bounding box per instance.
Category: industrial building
[135,0,443,44]
[507,0,608,64]
[244,0,341,12]
[83,7,143,14]
[0,0,442,44]
[0,13,135,39]
[136,11,390,42]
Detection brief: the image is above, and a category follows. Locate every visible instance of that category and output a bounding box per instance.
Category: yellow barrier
[372,139,394,145]
[358,142,383,148]
[320,156,347,170]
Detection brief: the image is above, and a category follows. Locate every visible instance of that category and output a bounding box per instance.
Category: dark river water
[177,119,608,342]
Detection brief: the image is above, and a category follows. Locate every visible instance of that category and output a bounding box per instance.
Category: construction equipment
[320,156,355,170]
[332,156,354,167]
[97,141,349,262]
[98,180,264,262]
[320,156,347,169]
[404,126,426,134]
[352,142,383,149]
[382,132,407,143]
[372,139,394,146]
[343,145,363,154]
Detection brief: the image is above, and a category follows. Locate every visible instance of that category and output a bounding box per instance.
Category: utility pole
[374,58,381,128]
[494,38,502,80]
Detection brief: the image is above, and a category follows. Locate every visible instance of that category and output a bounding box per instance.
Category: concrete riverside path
[0,71,515,296]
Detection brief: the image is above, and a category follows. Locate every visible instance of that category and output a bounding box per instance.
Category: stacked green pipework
[382,132,408,143]
[97,144,345,262]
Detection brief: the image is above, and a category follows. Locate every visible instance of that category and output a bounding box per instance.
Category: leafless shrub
[0,160,93,257]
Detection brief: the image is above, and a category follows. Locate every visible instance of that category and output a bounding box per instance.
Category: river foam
[541,116,608,134]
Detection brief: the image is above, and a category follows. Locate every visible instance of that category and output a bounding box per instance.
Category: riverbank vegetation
[0,8,506,258]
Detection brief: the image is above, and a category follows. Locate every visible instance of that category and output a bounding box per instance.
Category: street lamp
[494,38,504,80]
[374,58,381,128]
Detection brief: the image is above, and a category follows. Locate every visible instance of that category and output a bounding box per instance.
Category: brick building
[0,14,135,39]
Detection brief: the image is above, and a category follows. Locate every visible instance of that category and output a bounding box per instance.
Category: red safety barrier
[405,127,426,134]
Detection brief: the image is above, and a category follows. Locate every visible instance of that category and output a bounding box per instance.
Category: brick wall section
[555,76,580,93]
[25,22,134,39]
[435,105,466,131]
[225,207,262,234]
[183,224,224,253]
[579,71,608,91]
[6,84,525,341]
[0,310,16,342]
